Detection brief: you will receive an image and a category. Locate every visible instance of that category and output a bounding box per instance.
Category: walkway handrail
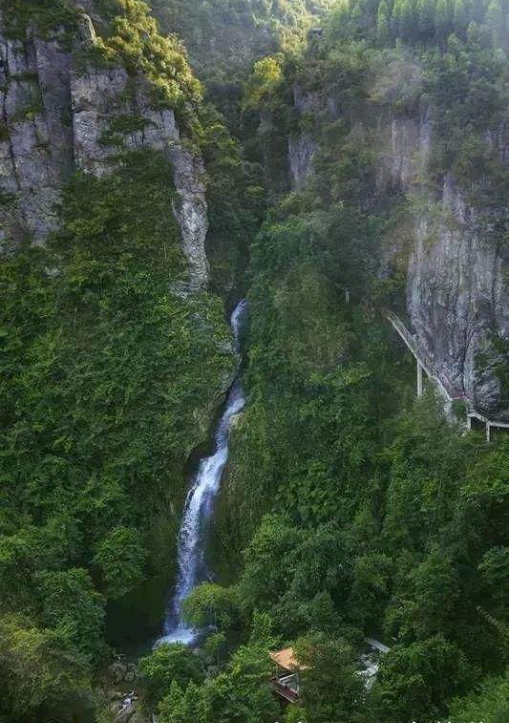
[386,312,509,431]
[386,312,459,402]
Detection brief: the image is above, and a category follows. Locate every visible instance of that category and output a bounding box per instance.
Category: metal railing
[386,312,508,432]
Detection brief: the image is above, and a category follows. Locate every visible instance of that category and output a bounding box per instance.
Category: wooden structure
[270,647,307,704]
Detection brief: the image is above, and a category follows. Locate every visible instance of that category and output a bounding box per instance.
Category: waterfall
[156,300,248,646]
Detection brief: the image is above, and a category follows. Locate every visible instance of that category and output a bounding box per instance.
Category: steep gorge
[253,45,508,418]
[0,1,508,723]
[0,3,242,720]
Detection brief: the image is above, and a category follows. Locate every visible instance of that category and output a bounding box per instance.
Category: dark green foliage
[324,0,508,49]
[138,643,205,707]
[198,103,266,298]
[157,636,279,723]
[0,614,93,723]
[206,11,508,712]
[93,526,148,599]
[236,516,353,638]
[0,148,235,720]
[296,634,366,722]
[449,672,509,723]
[0,122,10,142]
[182,582,242,633]
[1,0,507,721]
[35,568,105,665]
[374,636,474,721]
[2,0,78,39]
[99,114,151,147]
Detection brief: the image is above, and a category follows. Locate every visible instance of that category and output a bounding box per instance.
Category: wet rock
[112,694,151,723]
[108,659,129,685]
[130,713,151,723]
[114,704,135,723]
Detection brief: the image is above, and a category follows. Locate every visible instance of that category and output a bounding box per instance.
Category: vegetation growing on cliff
[0,0,507,721]
[137,2,508,722]
[2,0,78,39]
[149,0,335,84]
[93,0,202,117]
[0,147,235,722]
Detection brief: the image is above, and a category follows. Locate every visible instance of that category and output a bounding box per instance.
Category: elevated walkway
[387,312,508,441]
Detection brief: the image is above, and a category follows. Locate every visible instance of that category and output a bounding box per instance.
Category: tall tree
[416,0,437,41]
[435,0,452,43]
[453,0,468,38]
[376,0,391,43]
[484,0,505,49]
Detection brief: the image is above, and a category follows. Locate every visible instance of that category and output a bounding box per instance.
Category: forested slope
[149,0,334,86]
[0,1,507,722]
[0,1,254,720]
[151,2,509,722]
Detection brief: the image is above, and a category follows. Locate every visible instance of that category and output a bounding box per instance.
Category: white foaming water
[156,300,248,647]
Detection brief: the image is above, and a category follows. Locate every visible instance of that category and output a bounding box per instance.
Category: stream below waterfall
[156,299,248,647]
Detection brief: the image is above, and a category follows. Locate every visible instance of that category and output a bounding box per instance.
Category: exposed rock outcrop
[378,112,508,417]
[0,10,209,291]
[103,659,152,723]
[288,132,316,190]
[288,84,318,189]
[168,144,209,292]
[70,58,209,291]
[285,85,508,416]
[0,26,73,244]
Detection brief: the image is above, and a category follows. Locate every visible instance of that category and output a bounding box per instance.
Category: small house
[270,647,308,704]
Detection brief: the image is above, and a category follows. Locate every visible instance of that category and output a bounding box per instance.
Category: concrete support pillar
[467,415,472,432]
[345,288,350,304]
[417,360,424,397]
[486,423,491,443]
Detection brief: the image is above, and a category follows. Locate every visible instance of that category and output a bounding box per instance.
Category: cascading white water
[156,300,248,646]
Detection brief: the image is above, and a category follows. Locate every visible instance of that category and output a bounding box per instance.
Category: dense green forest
[149,0,334,94]
[145,1,508,722]
[0,0,507,722]
[0,1,254,720]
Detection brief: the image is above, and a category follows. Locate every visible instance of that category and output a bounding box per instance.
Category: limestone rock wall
[378,112,508,417]
[285,87,508,416]
[0,27,72,244]
[288,84,318,189]
[0,10,209,291]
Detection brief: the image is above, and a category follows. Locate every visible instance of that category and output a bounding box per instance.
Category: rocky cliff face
[379,112,508,417]
[286,88,508,417]
[287,85,318,190]
[0,27,72,244]
[0,9,209,292]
